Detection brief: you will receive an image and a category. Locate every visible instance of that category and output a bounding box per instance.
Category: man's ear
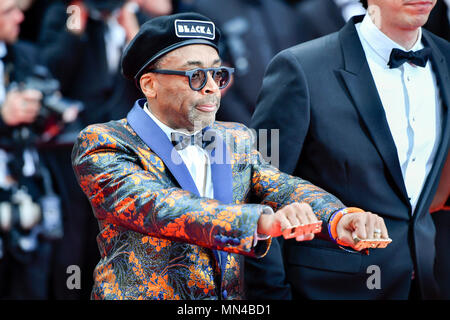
[140,73,157,98]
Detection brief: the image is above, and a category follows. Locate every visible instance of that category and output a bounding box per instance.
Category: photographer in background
[39,0,149,127]
[37,0,153,299]
[0,0,58,300]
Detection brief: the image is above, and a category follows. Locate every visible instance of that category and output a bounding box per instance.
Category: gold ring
[374,229,382,239]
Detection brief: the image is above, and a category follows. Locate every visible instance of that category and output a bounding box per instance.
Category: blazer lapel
[422,31,450,113]
[206,128,234,204]
[205,127,233,290]
[337,16,411,209]
[126,99,200,196]
[127,102,233,289]
[127,105,234,202]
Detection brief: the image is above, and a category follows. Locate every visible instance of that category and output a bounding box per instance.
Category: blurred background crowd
[0,0,448,300]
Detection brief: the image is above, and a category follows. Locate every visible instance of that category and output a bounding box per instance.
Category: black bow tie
[171,129,216,151]
[388,47,432,69]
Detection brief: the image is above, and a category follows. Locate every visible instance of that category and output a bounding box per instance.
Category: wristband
[253,206,274,247]
[328,207,364,244]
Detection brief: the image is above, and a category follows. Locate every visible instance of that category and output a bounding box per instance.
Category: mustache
[194,95,220,108]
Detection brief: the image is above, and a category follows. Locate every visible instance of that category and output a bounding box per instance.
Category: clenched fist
[257,202,319,241]
[336,211,389,251]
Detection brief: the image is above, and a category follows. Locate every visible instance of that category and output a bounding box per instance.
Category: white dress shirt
[143,103,213,198]
[355,14,443,213]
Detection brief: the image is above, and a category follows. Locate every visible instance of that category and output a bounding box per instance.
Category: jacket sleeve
[240,125,345,239]
[71,123,270,258]
[251,48,310,175]
[237,122,345,300]
[251,150,345,227]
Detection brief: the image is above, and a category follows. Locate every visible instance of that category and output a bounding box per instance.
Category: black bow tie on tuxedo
[171,129,215,151]
[388,47,432,69]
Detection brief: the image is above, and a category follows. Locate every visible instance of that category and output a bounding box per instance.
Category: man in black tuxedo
[190,0,308,126]
[249,0,450,299]
[36,0,153,299]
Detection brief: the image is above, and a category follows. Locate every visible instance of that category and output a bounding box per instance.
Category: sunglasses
[148,67,234,91]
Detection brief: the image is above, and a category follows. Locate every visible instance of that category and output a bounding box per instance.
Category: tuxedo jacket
[71,99,344,300]
[250,16,450,299]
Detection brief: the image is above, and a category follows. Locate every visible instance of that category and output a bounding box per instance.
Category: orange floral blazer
[71,99,344,300]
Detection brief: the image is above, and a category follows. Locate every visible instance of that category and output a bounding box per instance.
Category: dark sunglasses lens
[190,69,206,90]
[214,68,230,88]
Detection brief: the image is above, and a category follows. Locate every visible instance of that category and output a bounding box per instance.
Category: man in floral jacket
[71,12,389,300]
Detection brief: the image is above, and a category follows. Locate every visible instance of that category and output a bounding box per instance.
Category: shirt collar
[358,13,424,67]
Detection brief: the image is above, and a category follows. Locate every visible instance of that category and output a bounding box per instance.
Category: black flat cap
[121,12,221,86]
